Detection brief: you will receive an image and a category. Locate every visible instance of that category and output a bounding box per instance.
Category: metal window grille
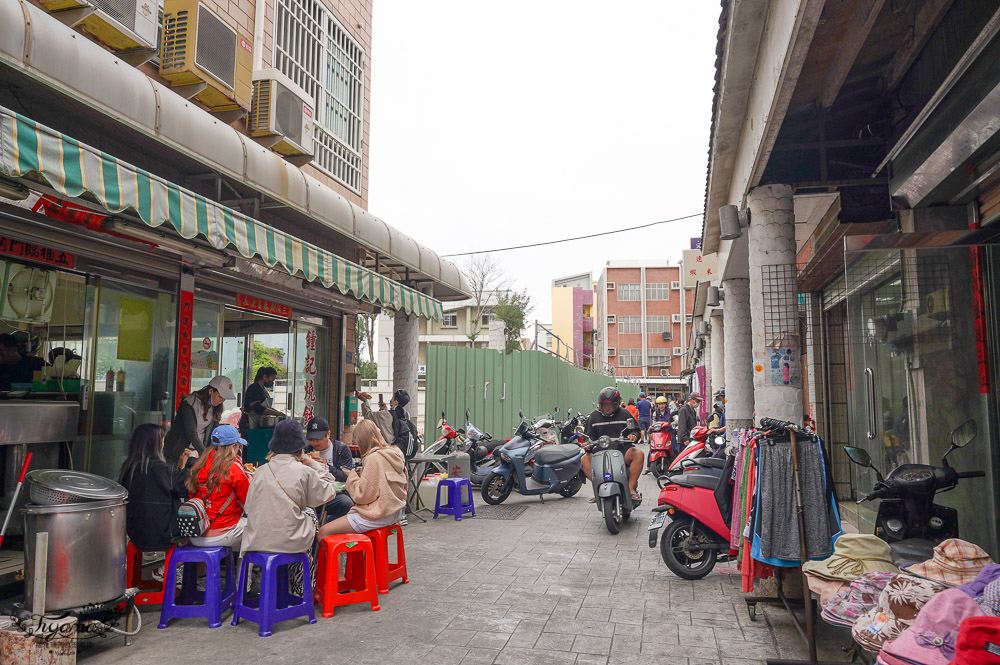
[618,315,641,334]
[645,283,670,300]
[618,349,642,367]
[274,0,364,192]
[617,283,641,301]
[646,316,670,333]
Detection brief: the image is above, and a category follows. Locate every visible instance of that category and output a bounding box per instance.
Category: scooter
[655,427,725,488]
[424,411,463,456]
[648,422,675,479]
[845,418,984,566]
[480,418,586,505]
[648,447,733,579]
[584,426,643,535]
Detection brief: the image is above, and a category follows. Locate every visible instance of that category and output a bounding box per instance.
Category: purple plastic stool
[433,477,476,520]
[231,551,316,637]
[157,545,235,629]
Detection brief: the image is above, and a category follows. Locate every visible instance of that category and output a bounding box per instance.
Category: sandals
[631,491,641,502]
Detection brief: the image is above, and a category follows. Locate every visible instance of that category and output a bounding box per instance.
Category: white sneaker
[398,517,408,526]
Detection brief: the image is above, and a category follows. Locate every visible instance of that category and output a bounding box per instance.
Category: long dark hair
[119,424,167,486]
[254,366,277,383]
[192,386,224,421]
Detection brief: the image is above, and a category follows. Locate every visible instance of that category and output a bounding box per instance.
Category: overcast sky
[368,1,720,347]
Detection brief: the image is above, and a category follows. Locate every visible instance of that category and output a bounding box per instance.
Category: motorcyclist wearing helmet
[653,396,671,423]
[582,387,644,502]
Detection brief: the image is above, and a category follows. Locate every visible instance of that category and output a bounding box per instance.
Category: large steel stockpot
[22,498,127,612]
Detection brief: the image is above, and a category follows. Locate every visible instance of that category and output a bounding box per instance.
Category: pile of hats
[805,535,1000,664]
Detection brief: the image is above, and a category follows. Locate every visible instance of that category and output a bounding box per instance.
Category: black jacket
[163,399,218,464]
[306,440,354,482]
[119,459,189,550]
[584,406,638,447]
[676,403,700,444]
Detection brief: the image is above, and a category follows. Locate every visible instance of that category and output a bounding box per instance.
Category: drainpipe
[252,0,267,70]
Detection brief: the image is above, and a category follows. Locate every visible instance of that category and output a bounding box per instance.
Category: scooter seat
[533,444,582,466]
[890,538,936,568]
[670,471,721,491]
[697,458,727,469]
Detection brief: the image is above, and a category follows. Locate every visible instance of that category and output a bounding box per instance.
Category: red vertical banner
[175,289,194,412]
[971,244,990,393]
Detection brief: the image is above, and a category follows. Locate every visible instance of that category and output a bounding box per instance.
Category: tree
[354,313,378,380]
[494,289,532,352]
[252,340,287,379]
[464,255,503,342]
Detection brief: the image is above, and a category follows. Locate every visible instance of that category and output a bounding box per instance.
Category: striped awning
[0,106,443,320]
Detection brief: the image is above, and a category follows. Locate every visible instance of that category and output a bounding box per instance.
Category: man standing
[390,389,419,459]
[358,391,394,444]
[676,393,703,453]
[305,417,355,521]
[635,392,652,442]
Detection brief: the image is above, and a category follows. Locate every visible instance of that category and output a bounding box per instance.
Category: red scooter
[647,422,675,479]
[648,429,734,580]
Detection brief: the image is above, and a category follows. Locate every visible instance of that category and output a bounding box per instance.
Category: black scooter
[845,419,984,566]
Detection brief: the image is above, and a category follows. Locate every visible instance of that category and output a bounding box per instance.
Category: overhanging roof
[0,106,443,320]
[0,0,470,301]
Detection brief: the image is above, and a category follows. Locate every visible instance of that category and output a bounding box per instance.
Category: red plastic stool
[314,534,380,618]
[126,542,175,606]
[367,525,409,594]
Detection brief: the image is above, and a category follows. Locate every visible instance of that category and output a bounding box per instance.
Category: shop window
[191,300,222,392]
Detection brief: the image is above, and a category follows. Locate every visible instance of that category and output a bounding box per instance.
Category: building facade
[550,272,595,369]
[0,0,469,497]
[594,261,692,396]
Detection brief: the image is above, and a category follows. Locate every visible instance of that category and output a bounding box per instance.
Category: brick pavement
[79,462,842,665]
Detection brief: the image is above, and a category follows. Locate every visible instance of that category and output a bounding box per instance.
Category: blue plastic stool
[433,477,476,520]
[231,551,316,637]
[157,545,235,629]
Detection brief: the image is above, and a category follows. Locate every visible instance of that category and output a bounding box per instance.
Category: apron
[245,385,273,429]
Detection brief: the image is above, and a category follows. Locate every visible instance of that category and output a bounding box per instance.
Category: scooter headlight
[604,473,612,480]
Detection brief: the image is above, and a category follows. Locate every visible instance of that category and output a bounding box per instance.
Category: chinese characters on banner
[301,328,318,422]
[0,236,75,269]
[235,293,293,318]
[681,249,718,289]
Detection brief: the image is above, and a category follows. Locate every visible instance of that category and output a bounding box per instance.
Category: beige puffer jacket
[345,445,407,520]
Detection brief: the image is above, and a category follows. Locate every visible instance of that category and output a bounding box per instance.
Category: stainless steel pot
[260,415,279,428]
[22,498,126,612]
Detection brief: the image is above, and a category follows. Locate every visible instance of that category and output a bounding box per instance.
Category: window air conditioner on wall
[160,0,253,119]
[249,69,315,165]
[671,281,680,289]
[39,0,157,58]
[672,347,682,356]
[661,331,671,341]
[608,348,616,357]
[671,314,682,323]
[606,282,615,290]
[659,369,670,377]
[607,315,616,324]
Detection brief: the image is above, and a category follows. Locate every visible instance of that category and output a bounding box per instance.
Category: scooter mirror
[951,419,977,448]
[844,446,872,468]
[519,409,524,419]
[466,407,471,421]
[441,410,446,420]
[554,406,560,414]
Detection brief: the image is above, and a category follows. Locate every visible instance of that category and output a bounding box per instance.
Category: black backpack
[396,412,420,459]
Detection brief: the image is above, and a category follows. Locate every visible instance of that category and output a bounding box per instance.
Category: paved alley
[78,460,836,665]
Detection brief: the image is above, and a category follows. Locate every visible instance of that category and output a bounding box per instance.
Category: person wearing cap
[635,392,652,443]
[389,389,418,458]
[305,417,355,521]
[239,366,285,433]
[163,375,237,466]
[357,391,394,445]
[241,419,338,594]
[707,389,726,430]
[186,424,251,551]
[676,393,703,451]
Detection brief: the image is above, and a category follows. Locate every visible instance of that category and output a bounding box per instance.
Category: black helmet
[598,386,621,415]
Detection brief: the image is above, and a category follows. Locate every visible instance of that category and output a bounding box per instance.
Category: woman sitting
[119,424,190,577]
[186,424,251,551]
[319,419,406,537]
[241,419,337,593]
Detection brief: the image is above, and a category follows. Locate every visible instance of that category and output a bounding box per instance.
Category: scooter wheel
[651,458,669,480]
[659,519,717,580]
[558,471,585,498]
[603,495,623,535]
[481,471,513,505]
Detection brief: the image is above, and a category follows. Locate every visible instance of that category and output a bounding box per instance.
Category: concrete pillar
[710,312,724,392]
[723,278,753,429]
[393,313,419,399]
[804,292,825,435]
[747,184,802,425]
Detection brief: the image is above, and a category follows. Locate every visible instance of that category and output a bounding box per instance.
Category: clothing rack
[749,419,854,665]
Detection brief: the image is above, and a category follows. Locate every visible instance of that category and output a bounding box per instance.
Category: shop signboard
[681,249,717,289]
[0,236,74,269]
[235,294,292,318]
[302,328,318,422]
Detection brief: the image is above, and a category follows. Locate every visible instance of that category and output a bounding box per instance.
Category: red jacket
[192,451,250,534]
[626,405,639,421]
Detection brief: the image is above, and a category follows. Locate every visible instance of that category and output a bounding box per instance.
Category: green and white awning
[0,106,443,321]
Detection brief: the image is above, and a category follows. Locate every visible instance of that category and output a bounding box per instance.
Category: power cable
[441,212,703,257]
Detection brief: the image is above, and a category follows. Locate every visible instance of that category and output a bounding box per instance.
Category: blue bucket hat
[211,424,247,446]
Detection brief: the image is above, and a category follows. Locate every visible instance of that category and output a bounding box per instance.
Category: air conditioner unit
[670,281,680,289]
[607,315,616,324]
[39,0,157,54]
[661,331,672,341]
[671,314,682,323]
[672,347,682,356]
[1,263,57,324]
[160,0,252,117]
[608,348,616,357]
[249,69,315,163]
[659,369,670,377]
[606,282,615,290]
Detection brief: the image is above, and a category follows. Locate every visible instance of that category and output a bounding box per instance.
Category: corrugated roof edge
[0,0,471,300]
[701,0,730,254]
